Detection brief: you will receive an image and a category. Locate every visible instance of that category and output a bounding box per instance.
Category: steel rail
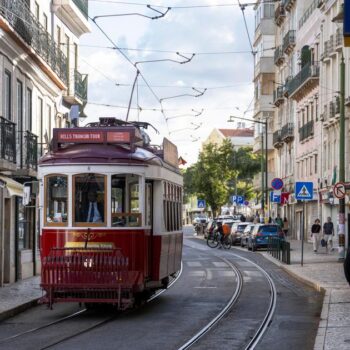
[184,239,277,350]
[228,251,277,350]
[0,264,183,349]
[178,257,243,350]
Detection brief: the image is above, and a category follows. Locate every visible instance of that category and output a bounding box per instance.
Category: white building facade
[0,0,90,285]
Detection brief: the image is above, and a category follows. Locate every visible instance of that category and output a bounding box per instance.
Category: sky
[80,0,256,165]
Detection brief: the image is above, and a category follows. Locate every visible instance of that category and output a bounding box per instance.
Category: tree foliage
[183,140,261,215]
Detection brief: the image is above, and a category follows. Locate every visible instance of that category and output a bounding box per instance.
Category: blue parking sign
[197,199,206,208]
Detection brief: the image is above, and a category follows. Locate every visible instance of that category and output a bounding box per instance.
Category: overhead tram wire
[237,0,255,56]
[89,0,279,9]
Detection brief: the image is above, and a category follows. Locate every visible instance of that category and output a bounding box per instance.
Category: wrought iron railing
[0,117,16,163]
[281,122,294,141]
[288,63,319,98]
[299,0,323,29]
[274,46,284,65]
[23,131,38,170]
[274,4,286,25]
[282,30,296,53]
[299,120,314,142]
[282,0,296,11]
[74,70,88,101]
[273,130,283,148]
[273,86,284,105]
[0,0,68,84]
[73,0,88,19]
[336,27,342,47]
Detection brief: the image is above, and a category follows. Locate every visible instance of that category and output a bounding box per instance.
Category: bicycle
[207,231,232,249]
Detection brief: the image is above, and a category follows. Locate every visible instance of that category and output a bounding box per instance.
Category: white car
[192,215,209,225]
[231,222,250,245]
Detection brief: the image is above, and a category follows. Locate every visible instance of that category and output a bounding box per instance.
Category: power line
[89,0,278,9]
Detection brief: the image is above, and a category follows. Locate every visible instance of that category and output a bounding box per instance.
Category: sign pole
[301,200,305,267]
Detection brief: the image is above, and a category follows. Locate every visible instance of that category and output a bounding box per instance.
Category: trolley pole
[338,54,345,260]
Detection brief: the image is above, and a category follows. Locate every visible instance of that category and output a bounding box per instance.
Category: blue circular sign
[244,200,249,206]
[271,178,284,190]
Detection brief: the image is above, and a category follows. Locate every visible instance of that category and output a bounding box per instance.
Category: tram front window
[111,175,141,227]
[73,174,106,226]
[45,175,68,226]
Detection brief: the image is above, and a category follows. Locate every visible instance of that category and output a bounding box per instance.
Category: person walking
[323,217,334,252]
[311,219,321,253]
[275,214,283,229]
[283,217,289,237]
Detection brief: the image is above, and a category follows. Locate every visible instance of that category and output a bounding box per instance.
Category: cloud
[80,1,256,164]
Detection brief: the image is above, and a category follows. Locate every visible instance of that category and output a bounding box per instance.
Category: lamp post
[228,115,268,217]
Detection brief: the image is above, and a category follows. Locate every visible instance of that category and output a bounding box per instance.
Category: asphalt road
[0,226,323,350]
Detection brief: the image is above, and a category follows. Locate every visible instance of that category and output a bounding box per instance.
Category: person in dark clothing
[323,217,334,252]
[240,214,246,222]
[311,219,321,252]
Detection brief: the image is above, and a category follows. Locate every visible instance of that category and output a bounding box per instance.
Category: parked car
[217,215,235,221]
[192,214,209,225]
[231,222,250,245]
[240,224,256,247]
[247,224,284,251]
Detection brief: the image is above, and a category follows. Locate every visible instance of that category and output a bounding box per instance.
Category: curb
[0,298,40,323]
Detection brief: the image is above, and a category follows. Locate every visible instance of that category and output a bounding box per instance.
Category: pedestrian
[283,217,289,236]
[268,216,272,223]
[275,214,283,228]
[323,216,334,252]
[311,219,321,253]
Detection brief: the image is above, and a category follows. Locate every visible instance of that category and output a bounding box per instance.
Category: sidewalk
[261,240,349,350]
[0,276,41,322]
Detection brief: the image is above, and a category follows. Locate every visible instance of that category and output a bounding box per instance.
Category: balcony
[15,131,38,176]
[335,28,343,51]
[64,69,88,105]
[0,0,68,86]
[254,57,274,79]
[281,123,294,142]
[273,130,283,148]
[273,86,285,107]
[53,0,91,36]
[274,46,285,66]
[288,63,320,101]
[282,0,296,12]
[299,0,323,29]
[282,30,296,54]
[275,4,286,26]
[252,133,273,154]
[283,76,292,97]
[0,117,16,171]
[299,120,314,142]
[321,40,331,62]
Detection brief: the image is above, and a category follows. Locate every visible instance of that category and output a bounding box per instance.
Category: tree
[183,141,261,214]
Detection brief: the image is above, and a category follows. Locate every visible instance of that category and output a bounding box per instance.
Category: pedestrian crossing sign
[295,182,313,200]
[197,199,206,208]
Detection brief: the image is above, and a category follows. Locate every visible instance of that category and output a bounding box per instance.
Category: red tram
[38,118,183,309]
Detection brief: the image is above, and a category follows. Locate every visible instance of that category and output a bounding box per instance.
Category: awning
[0,176,23,197]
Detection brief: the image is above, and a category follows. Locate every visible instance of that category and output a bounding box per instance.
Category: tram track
[182,241,277,350]
[0,263,183,350]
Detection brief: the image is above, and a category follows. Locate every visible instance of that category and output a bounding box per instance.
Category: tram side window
[163,182,182,232]
[111,175,141,227]
[45,175,68,225]
[73,174,106,226]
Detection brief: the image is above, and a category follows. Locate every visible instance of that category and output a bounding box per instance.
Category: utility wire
[237,0,255,55]
[89,0,279,9]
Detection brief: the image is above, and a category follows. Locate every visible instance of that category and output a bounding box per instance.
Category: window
[26,88,32,131]
[45,175,68,226]
[315,154,318,174]
[43,13,48,31]
[163,181,182,232]
[4,71,11,121]
[73,174,106,226]
[56,26,61,47]
[46,104,52,140]
[111,175,141,227]
[34,2,39,19]
[37,97,43,155]
[17,80,23,131]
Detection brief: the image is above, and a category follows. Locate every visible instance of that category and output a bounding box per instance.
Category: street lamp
[228,115,268,217]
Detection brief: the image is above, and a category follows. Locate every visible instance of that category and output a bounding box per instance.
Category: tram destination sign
[53,127,141,151]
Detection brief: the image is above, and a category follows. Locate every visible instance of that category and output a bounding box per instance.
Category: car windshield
[237,224,248,231]
[258,225,278,233]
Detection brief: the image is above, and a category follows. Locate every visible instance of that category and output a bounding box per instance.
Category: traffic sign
[271,178,284,191]
[334,182,346,199]
[281,192,290,205]
[244,200,249,206]
[231,195,244,205]
[295,182,313,200]
[270,191,281,203]
[197,199,206,208]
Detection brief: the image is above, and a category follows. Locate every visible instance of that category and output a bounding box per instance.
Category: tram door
[145,181,153,276]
